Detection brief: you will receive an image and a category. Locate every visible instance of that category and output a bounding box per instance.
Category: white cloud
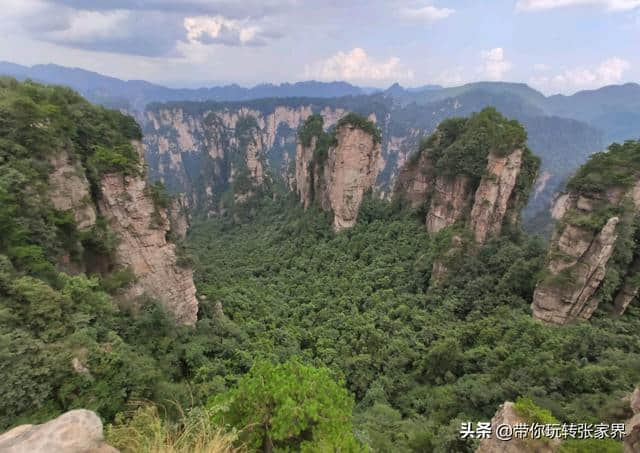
[304,48,415,84]
[184,15,266,46]
[399,5,455,21]
[45,10,131,42]
[529,57,631,93]
[517,0,640,11]
[533,63,550,72]
[480,47,512,80]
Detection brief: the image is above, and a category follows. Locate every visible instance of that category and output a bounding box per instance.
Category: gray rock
[0,409,119,453]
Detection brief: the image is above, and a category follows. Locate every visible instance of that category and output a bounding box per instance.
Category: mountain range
[3,61,639,230]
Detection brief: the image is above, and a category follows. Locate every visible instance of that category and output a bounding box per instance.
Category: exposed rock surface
[475,402,560,453]
[395,110,536,248]
[169,193,190,240]
[144,104,353,214]
[393,143,432,209]
[532,181,640,324]
[470,149,524,243]
[416,148,526,241]
[425,174,473,234]
[532,212,620,324]
[323,126,382,230]
[99,141,198,325]
[295,136,316,209]
[295,120,381,231]
[395,110,540,284]
[47,139,199,325]
[0,410,118,453]
[48,150,96,231]
[625,387,640,452]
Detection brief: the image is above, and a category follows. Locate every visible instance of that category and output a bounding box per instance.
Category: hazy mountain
[4,61,637,229]
[0,62,367,111]
[546,83,640,143]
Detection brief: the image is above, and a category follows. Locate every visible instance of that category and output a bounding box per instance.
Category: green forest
[1,78,640,452]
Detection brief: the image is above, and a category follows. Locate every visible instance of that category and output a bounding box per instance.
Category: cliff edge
[532,141,640,325]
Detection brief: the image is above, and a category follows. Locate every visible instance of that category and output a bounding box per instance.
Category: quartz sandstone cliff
[295,117,382,231]
[625,387,640,453]
[47,141,198,325]
[98,141,198,325]
[324,126,382,230]
[409,148,526,242]
[48,150,97,231]
[143,103,427,217]
[395,111,534,246]
[532,143,640,325]
[295,136,316,210]
[395,109,538,284]
[144,104,352,214]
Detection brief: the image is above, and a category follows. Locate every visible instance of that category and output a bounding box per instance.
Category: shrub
[209,360,364,452]
[106,404,242,453]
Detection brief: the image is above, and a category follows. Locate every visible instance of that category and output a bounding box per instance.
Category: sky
[0,0,638,94]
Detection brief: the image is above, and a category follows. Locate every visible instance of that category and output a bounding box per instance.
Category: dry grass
[105,403,245,453]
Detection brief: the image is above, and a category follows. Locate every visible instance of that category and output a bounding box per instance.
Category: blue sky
[0,0,638,94]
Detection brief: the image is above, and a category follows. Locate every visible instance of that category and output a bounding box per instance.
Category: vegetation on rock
[567,140,640,194]
[410,107,536,185]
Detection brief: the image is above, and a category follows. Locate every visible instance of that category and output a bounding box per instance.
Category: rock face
[142,101,430,218]
[475,402,560,453]
[0,410,118,453]
[323,126,382,230]
[532,142,640,324]
[45,140,199,325]
[48,150,97,231]
[625,387,640,452]
[395,109,537,246]
[99,141,198,325]
[470,149,524,243]
[420,149,526,241]
[169,193,190,240]
[395,109,539,285]
[532,211,620,324]
[294,116,382,231]
[394,150,432,209]
[295,136,316,209]
[144,104,355,215]
[424,174,471,234]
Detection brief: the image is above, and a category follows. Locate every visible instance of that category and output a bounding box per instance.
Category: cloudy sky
[0,0,638,94]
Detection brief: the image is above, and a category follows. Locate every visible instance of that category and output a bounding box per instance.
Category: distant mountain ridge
[0,62,368,111]
[3,61,639,230]
[2,61,638,144]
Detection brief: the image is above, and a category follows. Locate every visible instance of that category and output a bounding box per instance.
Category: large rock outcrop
[425,174,473,234]
[144,104,355,215]
[625,387,640,452]
[48,150,97,231]
[294,114,382,231]
[470,149,525,243]
[99,142,198,325]
[475,402,560,453]
[0,410,118,453]
[395,108,538,245]
[45,140,199,325]
[295,136,316,209]
[532,141,640,324]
